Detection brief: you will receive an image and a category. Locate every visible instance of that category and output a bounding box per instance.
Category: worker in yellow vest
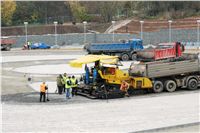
[71,75,78,97]
[27,41,31,50]
[40,82,47,102]
[62,73,67,93]
[65,76,72,99]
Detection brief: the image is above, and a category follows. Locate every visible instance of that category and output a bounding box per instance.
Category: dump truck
[129,55,200,93]
[137,42,185,61]
[85,39,144,61]
[1,37,16,51]
[70,54,200,99]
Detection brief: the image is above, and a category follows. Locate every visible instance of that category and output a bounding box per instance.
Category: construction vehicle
[85,39,144,61]
[1,37,16,51]
[70,54,200,99]
[70,55,130,98]
[137,42,185,61]
[129,55,200,93]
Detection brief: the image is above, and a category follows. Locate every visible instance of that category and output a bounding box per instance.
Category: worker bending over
[120,80,130,97]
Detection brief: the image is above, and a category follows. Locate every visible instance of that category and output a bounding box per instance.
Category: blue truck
[85,39,144,61]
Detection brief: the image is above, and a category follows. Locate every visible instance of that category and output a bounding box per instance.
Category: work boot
[125,93,130,97]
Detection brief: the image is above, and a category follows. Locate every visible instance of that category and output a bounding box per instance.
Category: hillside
[115,17,200,34]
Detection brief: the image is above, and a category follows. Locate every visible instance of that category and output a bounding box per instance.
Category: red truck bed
[154,42,182,60]
[137,42,183,61]
[1,38,16,51]
[1,39,16,44]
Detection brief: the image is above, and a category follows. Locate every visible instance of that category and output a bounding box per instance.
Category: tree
[99,2,123,22]
[12,1,37,25]
[68,1,90,22]
[1,0,16,26]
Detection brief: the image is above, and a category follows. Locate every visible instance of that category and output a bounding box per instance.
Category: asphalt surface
[1,48,200,132]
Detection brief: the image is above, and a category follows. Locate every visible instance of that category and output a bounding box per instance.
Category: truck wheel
[153,81,164,93]
[131,54,137,60]
[5,45,11,51]
[121,53,129,61]
[164,80,177,92]
[187,79,198,90]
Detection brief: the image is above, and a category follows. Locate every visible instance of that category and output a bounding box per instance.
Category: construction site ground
[1,48,200,132]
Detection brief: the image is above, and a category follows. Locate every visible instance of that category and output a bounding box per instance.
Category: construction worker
[120,80,130,97]
[56,74,64,94]
[93,67,98,83]
[71,75,78,96]
[27,41,31,50]
[62,73,67,93]
[40,82,47,102]
[65,76,72,99]
[85,64,89,84]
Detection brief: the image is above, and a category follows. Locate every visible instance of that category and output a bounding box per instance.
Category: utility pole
[54,21,58,45]
[168,20,172,43]
[112,21,116,42]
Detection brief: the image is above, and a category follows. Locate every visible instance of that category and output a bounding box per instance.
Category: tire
[153,81,164,93]
[5,45,11,51]
[187,79,198,90]
[164,80,177,92]
[121,53,129,61]
[131,54,137,60]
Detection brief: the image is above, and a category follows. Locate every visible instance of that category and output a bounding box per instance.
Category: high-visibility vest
[40,83,46,92]
[65,78,71,89]
[71,78,77,87]
[63,76,67,84]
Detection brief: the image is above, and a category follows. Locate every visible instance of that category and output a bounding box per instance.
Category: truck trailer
[129,56,200,93]
[85,39,144,61]
[1,38,16,51]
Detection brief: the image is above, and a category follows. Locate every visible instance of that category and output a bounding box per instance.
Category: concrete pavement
[2,92,200,132]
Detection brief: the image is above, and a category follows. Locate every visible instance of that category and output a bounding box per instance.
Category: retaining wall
[8,28,200,48]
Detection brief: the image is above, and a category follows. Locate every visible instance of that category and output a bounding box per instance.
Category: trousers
[40,92,46,102]
[66,88,72,98]
[57,85,63,94]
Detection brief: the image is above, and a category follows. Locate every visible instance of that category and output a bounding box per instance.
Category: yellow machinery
[129,77,152,89]
[98,67,129,85]
[69,55,152,98]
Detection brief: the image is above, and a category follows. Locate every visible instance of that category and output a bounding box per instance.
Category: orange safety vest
[40,83,46,92]
[120,83,128,91]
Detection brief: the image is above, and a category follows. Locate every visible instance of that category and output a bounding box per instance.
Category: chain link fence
[7,20,200,49]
